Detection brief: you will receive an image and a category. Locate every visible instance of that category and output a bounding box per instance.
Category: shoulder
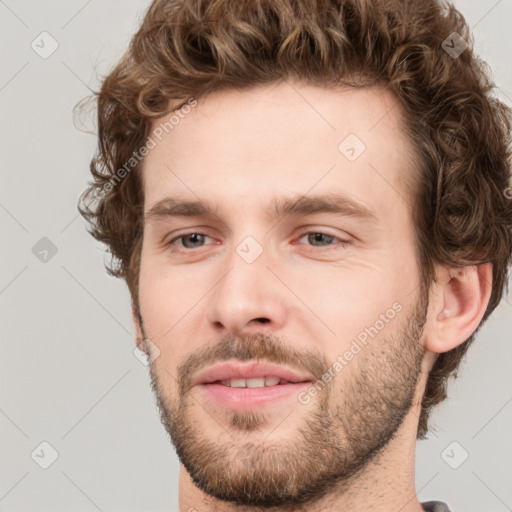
[422,501,452,512]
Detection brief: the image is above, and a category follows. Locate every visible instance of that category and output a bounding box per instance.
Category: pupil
[184,233,203,248]
[309,233,332,246]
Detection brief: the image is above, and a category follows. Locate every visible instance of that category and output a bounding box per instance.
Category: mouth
[211,376,307,387]
[193,361,313,386]
[193,362,314,411]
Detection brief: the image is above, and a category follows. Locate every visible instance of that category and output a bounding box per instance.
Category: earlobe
[424,263,493,354]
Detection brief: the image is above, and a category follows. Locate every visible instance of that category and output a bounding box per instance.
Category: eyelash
[167,231,350,251]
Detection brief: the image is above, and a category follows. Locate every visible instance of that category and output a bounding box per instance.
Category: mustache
[176,333,328,397]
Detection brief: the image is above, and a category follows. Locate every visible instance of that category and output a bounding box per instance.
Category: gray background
[0,1,511,511]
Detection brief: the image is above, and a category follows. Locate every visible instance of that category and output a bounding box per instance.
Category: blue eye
[171,233,212,249]
[298,232,338,247]
[168,231,349,251]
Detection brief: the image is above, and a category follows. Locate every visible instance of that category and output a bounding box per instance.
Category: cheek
[138,267,194,390]
[138,249,188,337]
[290,257,412,353]
[139,272,193,328]
[291,257,390,310]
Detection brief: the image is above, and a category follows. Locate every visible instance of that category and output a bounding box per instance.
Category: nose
[206,239,288,338]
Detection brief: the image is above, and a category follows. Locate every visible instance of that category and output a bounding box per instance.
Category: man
[79,0,512,510]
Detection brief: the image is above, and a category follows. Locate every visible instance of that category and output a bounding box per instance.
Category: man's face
[137,82,429,508]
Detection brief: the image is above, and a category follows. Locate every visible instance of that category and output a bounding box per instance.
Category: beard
[142,290,428,510]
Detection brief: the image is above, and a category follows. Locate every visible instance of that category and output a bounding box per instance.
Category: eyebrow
[144,192,377,224]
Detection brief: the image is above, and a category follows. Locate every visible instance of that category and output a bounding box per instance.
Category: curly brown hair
[78,0,512,439]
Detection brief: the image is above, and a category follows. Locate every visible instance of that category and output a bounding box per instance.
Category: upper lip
[193,361,314,386]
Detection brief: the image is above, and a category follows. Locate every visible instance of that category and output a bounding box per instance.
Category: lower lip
[197,382,311,411]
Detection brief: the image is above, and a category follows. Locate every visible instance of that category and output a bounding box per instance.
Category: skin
[132,80,492,512]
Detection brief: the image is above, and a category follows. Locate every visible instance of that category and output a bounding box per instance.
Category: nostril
[255,318,270,324]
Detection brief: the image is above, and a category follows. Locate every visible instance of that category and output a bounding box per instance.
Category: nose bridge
[217,233,271,308]
[207,231,287,334]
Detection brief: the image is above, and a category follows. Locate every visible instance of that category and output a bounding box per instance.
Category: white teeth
[247,378,265,388]
[219,376,289,387]
[265,376,280,386]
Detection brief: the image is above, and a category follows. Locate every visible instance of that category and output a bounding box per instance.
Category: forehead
[141,81,417,220]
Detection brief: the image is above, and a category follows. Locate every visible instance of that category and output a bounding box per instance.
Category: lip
[192,361,314,412]
[197,381,312,411]
[192,361,314,386]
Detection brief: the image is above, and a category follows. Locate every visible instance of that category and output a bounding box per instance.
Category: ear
[423,263,493,354]
[132,303,145,351]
